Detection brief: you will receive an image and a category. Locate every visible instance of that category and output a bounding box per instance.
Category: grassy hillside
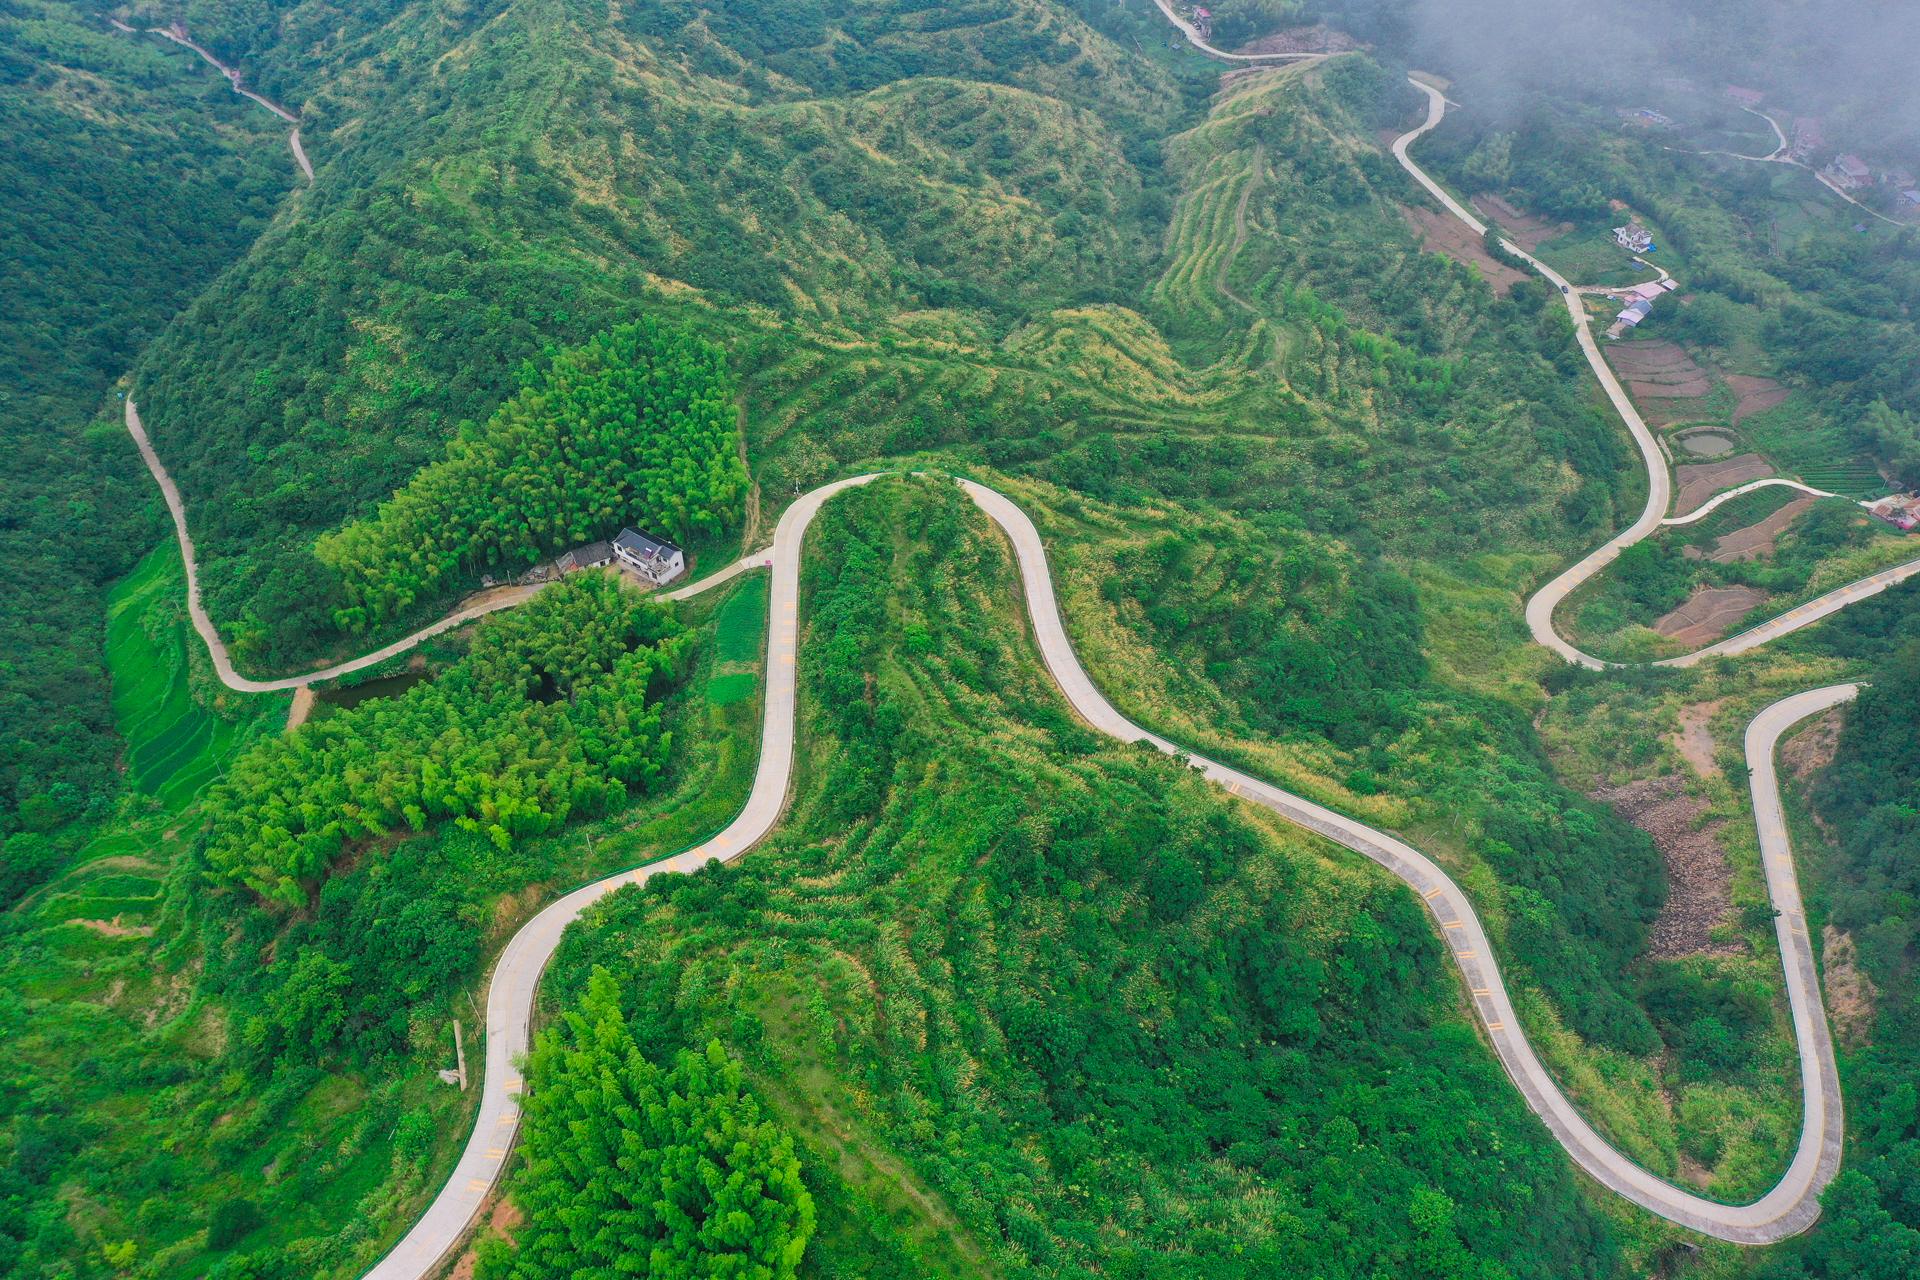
[0,556,768,1279]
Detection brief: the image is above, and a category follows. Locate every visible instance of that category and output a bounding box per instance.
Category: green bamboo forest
[4,2,1919,1279]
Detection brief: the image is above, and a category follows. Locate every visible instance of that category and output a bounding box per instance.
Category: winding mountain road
[1149,0,1325,63]
[1392,80,1920,668]
[108,19,312,181]
[111,32,1920,1277]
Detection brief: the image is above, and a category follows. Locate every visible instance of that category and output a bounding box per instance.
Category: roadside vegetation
[1564,492,1914,662]
[507,479,1616,1279]
[0,564,767,1280]
[201,573,690,906]
[1773,639,1920,1280]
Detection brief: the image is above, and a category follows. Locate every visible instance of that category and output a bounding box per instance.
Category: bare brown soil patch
[1673,700,1725,779]
[1607,341,1701,376]
[285,686,315,732]
[1643,401,1718,429]
[1470,193,1573,251]
[1654,584,1768,646]
[1820,925,1877,1046]
[1593,776,1737,957]
[1628,376,1714,400]
[1705,496,1816,563]
[446,1195,525,1280]
[1611,341,1718,423]
[1780,706,1844,783]
[1400,205,1528,296]
[1238,24,1361,55]
[1725,373,1791,425]
[1674,455,1775,515]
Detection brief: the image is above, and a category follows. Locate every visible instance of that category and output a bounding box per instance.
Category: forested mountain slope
[127,0,1183,665]
[0,0,283,876]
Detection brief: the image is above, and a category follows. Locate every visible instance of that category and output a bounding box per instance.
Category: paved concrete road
[1660,478,1843,527]
[125,398,762,692]
[1385,73,1855,1235]
[112,21,313,182]
[1148,0,1326,63]
[359,475,876,1280]
[1394,77,1920,671]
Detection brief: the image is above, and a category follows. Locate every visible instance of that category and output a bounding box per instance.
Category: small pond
[1677,430,1736,458]
[317,670,430,709]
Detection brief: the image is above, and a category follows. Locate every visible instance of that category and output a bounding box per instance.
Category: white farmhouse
[613,528,686,585]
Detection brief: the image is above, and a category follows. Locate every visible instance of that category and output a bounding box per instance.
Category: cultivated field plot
[1740,398,1886,495]
[107,545,286,809]
[1607,339,1718,427]
[1672,455,1776,515]
[1470,193,1572,252]
[705,572,767,709]
[1401,204,1528,294]
[1653,584,1767,645]
[1724,372,1790,425]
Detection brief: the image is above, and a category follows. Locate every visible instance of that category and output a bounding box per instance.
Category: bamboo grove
[202,575,691,905]
[317,320,748,630]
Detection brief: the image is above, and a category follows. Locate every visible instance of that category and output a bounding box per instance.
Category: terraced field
[1739,399,1885,495]
[106,545,286,810]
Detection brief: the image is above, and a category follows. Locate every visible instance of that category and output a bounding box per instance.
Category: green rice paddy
[106,544,286,810]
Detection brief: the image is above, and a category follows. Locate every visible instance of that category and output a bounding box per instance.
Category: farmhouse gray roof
[615,528,681,559]
[558,540,613,570]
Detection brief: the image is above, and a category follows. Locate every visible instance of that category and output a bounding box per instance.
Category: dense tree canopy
[0,0,281,848]
[318,320,748,630]
[485,967,815,1280]
[202,574,690,904]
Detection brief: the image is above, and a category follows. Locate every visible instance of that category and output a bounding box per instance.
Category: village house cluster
[1606,277,1678,338]
[1725,85,1920,212]
[1867,493,1920,533]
